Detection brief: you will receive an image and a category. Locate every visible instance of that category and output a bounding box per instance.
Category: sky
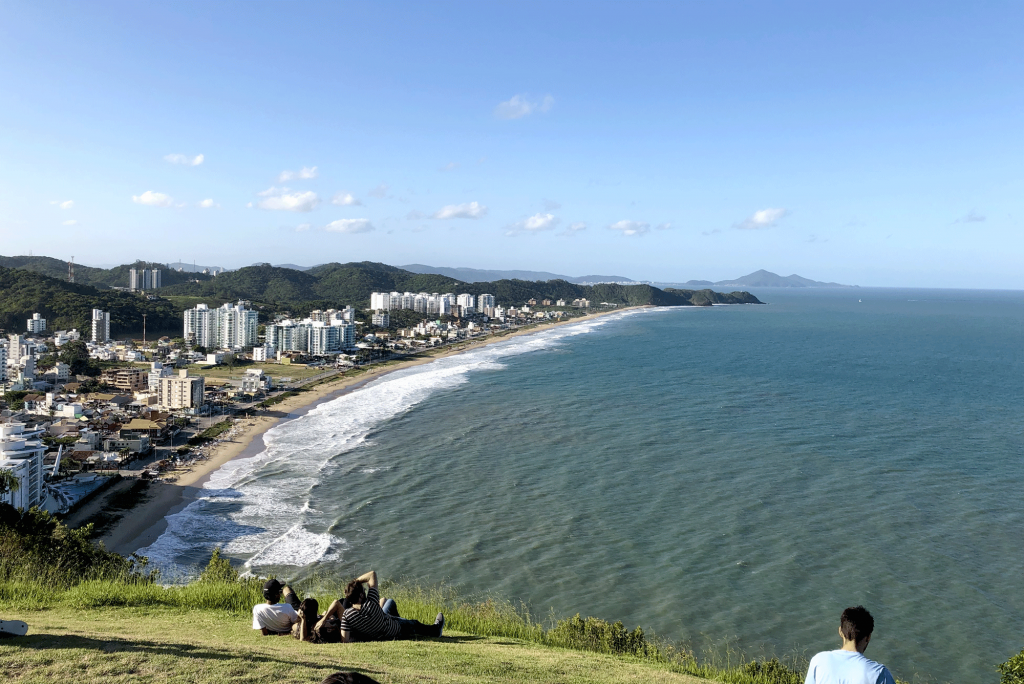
[0,1,1021,289]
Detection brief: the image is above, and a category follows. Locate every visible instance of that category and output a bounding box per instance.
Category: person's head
[344,578,366,605]
[839,606,874,651]
[320,672,381,684]
[299,597,319,620]
[263,578,283,604]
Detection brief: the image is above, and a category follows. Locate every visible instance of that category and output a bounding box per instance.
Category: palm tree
[0,469,20,499]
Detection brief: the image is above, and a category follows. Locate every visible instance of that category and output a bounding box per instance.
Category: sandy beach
[95,306,646,557]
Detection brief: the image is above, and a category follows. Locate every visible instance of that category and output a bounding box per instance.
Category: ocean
[140,288,1023,683]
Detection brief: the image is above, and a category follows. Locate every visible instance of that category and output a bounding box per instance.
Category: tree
[59,339,91,375]
[0,469,20,498]
[193,345,208,355]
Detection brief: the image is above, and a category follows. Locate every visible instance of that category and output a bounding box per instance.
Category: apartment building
[101,367,149,392]
[159,370,205,411]
[129,268,162,291]
[91,309,110,343]
[183,301,258,350]
[26,313,46,334]
[0,423,45,510]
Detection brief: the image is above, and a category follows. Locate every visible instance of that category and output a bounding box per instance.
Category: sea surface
[140,288,1024,683]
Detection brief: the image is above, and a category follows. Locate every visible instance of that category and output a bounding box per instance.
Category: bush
[199,548,238,583]
[546,613,656,658]
[0,507,153,586]
[999,648,1024,684]
[741,657,803,684]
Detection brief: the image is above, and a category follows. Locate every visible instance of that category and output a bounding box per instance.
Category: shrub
[546,613,656,658]
[999,647,1024,684]
[741,657,803,684]
[198,548,239,583]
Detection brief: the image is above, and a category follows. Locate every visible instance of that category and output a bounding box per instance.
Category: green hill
[0,255,208,289]
[0,266,180,336]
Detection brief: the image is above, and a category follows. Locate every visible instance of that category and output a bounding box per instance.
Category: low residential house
[119,418,164,440]
[541,299,553,306]
[103,434,150,455]
[241,368,272,394]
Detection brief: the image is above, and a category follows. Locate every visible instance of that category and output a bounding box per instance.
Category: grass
[0,605,707,684]
[0,577,820,684]
[187,362,326,382]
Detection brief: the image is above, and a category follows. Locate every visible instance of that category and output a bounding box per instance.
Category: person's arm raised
[356,570,378,589]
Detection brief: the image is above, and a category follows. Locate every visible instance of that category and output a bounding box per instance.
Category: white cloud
[955,209,986,223]
[256,187,320,212]
[278,166,318,182]
[495,94,554,119]
[564,222,587,234]
[508,213,558,235]
[132,190,174,207]
[164,153,204,166]
[325,218,374,234]
[331,192,362,206]
[433,201,487,219]
[735,208,788,230]
[199,198,219,209]
[656,222,673,231]
[367,183,389,198]
[62,219,77,226]
[440,161,459,172]
[50,200,74,209]
[294,223,311,232]
[608,220,650,236]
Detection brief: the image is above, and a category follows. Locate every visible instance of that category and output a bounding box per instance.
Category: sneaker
[434,612,445,637]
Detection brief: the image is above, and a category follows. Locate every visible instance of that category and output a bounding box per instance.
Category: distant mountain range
[403,264,851,288]
[658,270,852,289]
[401,264,637,284]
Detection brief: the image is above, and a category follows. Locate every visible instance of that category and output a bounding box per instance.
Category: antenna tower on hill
[68,256,75,283]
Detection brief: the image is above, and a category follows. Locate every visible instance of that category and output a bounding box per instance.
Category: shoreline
[99,305,647,557]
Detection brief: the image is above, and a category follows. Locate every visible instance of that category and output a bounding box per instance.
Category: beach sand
[97,306,646,557]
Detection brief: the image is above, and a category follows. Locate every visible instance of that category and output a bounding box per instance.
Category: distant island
[657,269,854,289]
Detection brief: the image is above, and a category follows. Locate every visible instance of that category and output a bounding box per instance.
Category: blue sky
[1,1,1021,288]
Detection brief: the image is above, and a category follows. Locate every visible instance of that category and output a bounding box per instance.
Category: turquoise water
[143,288,1023,682]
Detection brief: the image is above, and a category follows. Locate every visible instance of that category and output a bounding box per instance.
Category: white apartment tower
[478,293,496,310]
[26,313,46,334]
[91,309,110,343]
[0,423,46,510]
[130,268,162,291]
[183,301,258,350]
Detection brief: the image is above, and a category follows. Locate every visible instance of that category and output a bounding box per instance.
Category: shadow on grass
[4,633,386,676]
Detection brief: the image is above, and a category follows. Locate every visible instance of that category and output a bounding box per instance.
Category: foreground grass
[0,606,705,684]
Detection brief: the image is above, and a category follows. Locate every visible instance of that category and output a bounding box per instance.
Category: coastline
[99,305,648,557]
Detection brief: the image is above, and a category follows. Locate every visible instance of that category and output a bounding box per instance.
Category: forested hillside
[0,256,209,289]
[0,266,180,336]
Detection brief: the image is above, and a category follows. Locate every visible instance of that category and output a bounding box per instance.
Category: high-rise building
[130,268,162,291]
[0,343,7,383]
[478,294,495,310]
[26,313,46,334]
[0,423,45,510]
[266,319,355,353]
[91,309,110,343]
[183,301,258,350]
[371,311,390,327]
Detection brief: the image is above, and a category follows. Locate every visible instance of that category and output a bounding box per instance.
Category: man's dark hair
[344,579,365,604]
[840,606,875,643]
[263,578,283,601]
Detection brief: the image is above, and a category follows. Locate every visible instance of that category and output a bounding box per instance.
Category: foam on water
[138,310,641,575]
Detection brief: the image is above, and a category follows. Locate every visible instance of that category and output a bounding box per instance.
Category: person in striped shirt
[339,570,444,642]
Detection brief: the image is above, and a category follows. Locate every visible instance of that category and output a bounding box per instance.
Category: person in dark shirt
[293,597,343,644]
[338,570,444,642]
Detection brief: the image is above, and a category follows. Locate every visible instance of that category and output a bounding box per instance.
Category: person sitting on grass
[252,578,300,636]
[293,596,344,644]
[805,605,896,684]
[339,570,444,642]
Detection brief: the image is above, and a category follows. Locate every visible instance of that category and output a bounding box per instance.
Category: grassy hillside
[0,605,707,684]
[0,266,181,336]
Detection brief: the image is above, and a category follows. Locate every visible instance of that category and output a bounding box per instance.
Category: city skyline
[1,1,1021,289]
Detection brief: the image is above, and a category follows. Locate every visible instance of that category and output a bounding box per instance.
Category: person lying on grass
[339,569,444,642]
[293,596,344,644]
[252,578,300,636]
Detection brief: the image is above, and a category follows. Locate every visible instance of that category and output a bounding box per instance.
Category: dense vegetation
[0,255,209,289]
[0,265,181,336]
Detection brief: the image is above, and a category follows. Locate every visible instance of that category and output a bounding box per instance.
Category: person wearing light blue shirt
[805,606,896,684]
